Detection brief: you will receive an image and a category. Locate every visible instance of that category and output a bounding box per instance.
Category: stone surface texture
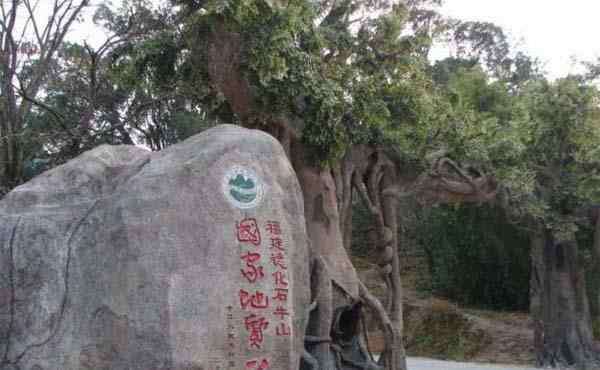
[0,125,310,370]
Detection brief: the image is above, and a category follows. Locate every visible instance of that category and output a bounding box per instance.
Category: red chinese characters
[235,218,290,366]
[244,314,269,349]
[265,221,281,236]
[273,306,290,320]
[239,289,270,310]
[269,237,284,252]
[246,358,270,369]
[272,271,289,288]
[272,288,288,303]
[241,252,265,283]
[270,252,287,270]
[275,322,291,337]
[265,220,292,342]
[237,218,261,246]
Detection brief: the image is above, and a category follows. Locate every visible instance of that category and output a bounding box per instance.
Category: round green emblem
[222,166,264,209]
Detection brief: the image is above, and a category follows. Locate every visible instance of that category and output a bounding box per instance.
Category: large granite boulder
[0,125,310,370]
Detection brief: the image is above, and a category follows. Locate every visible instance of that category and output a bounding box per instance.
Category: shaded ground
[460,309,533,364]
[365,297,535,365]
[358,258,598,368]
[359,266,536,366]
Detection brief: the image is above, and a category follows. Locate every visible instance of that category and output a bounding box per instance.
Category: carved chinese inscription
[245,314,270,349]
[241,252,265,283]
[226,305,237,368]
[245,358,270,369]
[234,218,292,369]
[237,218,261,246]
[266,220,292,340]
[240,290,270,310]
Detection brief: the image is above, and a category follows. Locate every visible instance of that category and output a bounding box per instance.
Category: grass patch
[403,299,491,361]
[351,255,374,271]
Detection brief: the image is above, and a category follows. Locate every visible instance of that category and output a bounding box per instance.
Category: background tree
[19,0,219,178]
[429,51,600,368]
[0,0,90,193]
[518,77,600,368]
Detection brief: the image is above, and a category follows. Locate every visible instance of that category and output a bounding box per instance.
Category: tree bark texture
[336,146,407,370]
[530,227,600,369]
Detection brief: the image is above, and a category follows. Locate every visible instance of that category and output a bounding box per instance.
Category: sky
[64,0,600,79]
[431,0,600,79]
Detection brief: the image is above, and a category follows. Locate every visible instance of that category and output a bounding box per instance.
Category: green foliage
[504,77,600,240]
[170,0,457,162]
[451,21,509,75]
[427,58,600,244]
[23,39,137,167]
[416,204,531,311]
[350,200,375,257]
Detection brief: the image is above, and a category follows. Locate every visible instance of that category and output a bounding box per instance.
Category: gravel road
[406,357,541,370]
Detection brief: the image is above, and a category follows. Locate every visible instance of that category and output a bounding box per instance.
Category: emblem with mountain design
[222,166,264,209]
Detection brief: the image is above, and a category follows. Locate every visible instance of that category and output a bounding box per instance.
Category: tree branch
[19,0,90,118]
[17,79,65,123]
[383,156,497,205]
[22,0,43,49]
[353,174,378,216]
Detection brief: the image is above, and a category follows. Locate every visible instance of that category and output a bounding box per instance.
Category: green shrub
[350,200,376,257]
[416,204,531,311]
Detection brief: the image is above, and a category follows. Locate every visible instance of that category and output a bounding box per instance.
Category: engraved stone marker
[0,125,310,370]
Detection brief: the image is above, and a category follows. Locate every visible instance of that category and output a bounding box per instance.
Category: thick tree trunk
[530,228,600,369]
[291,129,388,370]
[292,145,360,299]
[333,153,356,252]
[305,254,336,369]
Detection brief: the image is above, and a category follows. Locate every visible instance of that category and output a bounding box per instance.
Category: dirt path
[360,267,536,365]
[401,294,536,365]
[460,311,534,364]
